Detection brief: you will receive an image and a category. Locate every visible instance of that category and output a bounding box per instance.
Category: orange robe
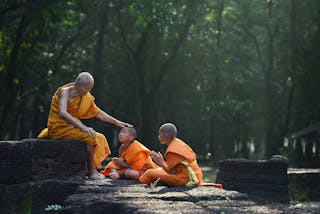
[37,83,111,169]
[139,138,203,186]
[101,140,158,177]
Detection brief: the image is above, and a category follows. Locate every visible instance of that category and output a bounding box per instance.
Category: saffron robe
[37,83,111,169]
[101,140,157,177]
[139,138,203,186]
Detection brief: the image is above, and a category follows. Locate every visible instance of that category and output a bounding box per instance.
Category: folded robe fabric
[38,83,111,169]
[101,140,158,176]
[139,138,203,186]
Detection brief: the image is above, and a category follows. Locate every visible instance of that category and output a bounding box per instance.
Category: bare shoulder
[58,86,71,99]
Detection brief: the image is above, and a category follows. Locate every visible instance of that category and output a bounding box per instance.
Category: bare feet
[88,169,105,180]
[109,172,120,180]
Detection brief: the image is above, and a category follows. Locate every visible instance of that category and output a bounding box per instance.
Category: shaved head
[159,123,177,139]
[121,127,137,139]
[75,72,94,85]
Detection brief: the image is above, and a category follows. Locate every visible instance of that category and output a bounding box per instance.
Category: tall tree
[93,1,109,103]
[0,6,32,139]
[117,0,200,146]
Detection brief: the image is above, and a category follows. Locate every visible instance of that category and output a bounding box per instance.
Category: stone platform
[288,168,320,201]
[1,139,320,213]
[216,155,290,203]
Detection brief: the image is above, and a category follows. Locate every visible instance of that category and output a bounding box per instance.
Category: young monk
[101,127,158,180]
[139,123,203,186]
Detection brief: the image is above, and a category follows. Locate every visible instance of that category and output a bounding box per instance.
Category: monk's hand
[124,123,133,128]
[150,151,164,165]
[112,157,123,165]
[82,126,96,138]
[117,121,133,128]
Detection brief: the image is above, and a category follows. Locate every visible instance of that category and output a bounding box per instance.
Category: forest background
[1,0,319,167]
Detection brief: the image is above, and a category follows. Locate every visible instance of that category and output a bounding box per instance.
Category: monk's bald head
[159,123,177,139]
[121,127,137,139]
[75,72,94,86]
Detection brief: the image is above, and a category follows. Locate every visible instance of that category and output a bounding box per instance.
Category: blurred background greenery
[1,0,320,168]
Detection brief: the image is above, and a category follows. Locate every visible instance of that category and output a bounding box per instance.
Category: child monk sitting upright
[139,123,203,186]
[101,127,158,180]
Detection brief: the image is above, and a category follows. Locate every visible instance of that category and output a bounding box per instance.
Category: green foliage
[8,188,32,214]
[1,0,320,164]
[44,204,63,211]
[128,0,181,33]
[290,179,309,201]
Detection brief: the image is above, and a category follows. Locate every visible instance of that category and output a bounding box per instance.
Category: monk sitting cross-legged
[139,123,203,186]
[101,127,158,180]
[38,72,132,180]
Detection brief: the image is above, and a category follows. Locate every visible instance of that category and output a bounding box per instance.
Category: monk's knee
[139,169,158,184]
[124,169,140,180]
[96,132,106,141]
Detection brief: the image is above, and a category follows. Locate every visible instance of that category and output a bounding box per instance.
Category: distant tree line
[1,0,319,164]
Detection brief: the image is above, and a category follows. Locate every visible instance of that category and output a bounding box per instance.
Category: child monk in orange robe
[101,127,158,180]
[139,123,203,186]
[38,72,132,180]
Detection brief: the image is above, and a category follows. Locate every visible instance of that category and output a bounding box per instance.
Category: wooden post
[305,138,313,160]
[315,139,320,158]
[296,138,303,160]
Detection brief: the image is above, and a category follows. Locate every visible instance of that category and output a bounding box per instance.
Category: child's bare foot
[109,172,120,180]
[88,169,105,180]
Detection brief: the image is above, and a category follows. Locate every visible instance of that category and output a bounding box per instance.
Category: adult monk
[139,123,203,186]
[38,72,132,179]
[100,127,158,180]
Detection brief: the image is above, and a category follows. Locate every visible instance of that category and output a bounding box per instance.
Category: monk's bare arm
[96,110,132,128]
[58,88,96,137]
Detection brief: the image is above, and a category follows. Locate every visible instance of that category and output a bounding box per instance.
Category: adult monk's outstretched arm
[96,110,132,128]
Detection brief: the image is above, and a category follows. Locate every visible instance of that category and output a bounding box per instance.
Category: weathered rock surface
[1,140,320,213]
[0,139,87,184]
[2,178,320,214]
[216,155,290,203]
[288,168,320,200]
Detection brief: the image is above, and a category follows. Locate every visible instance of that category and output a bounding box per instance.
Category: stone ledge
[0,139,87,184]
[0,141,319,213]
[1,178,318,214]
[289,169,320,200]
[216,155,290,203]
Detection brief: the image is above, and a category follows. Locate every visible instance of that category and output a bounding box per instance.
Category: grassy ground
[199,165,218,183]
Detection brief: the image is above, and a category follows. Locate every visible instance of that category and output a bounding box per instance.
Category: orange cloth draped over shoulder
[139,138,203,186]
[37,83,111,169]
[101,140,158,176]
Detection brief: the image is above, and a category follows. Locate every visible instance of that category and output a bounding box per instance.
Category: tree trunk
[118,2,196,147]
[0,10,30,139]
[315,140,320,158]
[277,0,297,151]
[305,138,313,160]
[93,6,108,103]
[140,94,159,148]
[296,138,303,160]
[264,0,277,158]
[241,123,249,158]
[209,0,224,162]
